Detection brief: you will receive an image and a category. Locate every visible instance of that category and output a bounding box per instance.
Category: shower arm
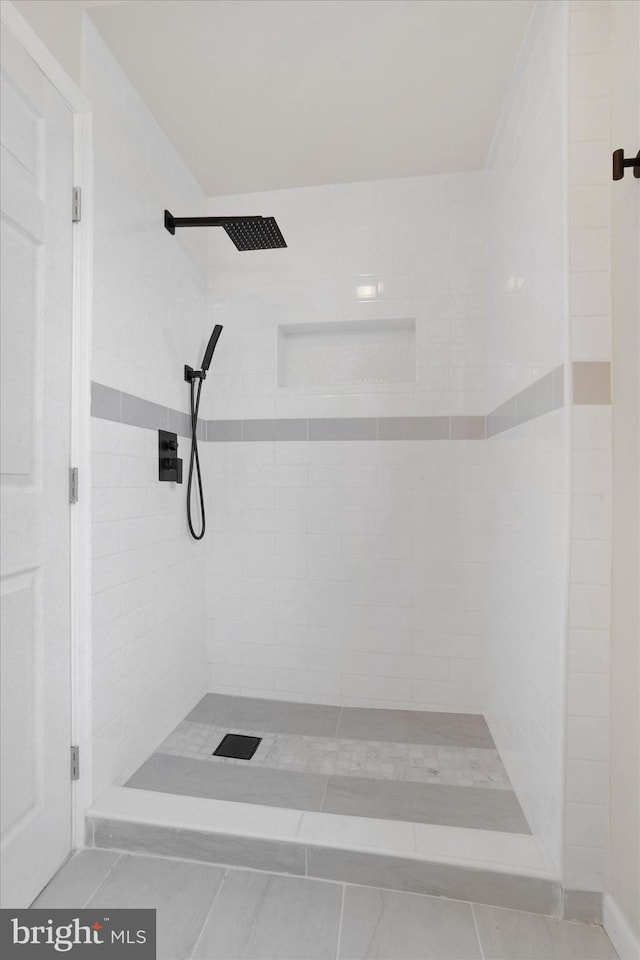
[164,210,264,235]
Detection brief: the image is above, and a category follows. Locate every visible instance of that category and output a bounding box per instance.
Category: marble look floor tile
[92,818,306,875]
[158,721,511,789]
[125,752,328,812]
[85,854,225,960]
[472,904,618,960]
[336,708,494,748]
[187,693,341,737]
[338,885,482,959]
[322,776,531,832]
[31,850,121,908]
[193,869,342,959]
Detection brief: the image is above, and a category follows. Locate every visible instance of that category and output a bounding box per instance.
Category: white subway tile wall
[202,172,485,421]
[203,437,486,711]
[565,0,612,896]
[86,22,209,796]
[199,172,486,712]
[484,1,568,875]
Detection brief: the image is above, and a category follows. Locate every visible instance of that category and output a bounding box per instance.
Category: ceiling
[88,0,535,197]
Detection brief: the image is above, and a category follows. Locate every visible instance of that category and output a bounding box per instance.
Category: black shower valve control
[158,429,183,484]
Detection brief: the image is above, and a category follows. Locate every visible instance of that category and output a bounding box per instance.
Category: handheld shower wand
[185,324,223,540]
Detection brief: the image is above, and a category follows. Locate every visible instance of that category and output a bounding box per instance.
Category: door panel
[0,24,74,908]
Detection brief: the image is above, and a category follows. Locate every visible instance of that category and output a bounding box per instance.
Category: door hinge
[69,467,79,504]
[72,186,81,222]
[70,745,80,780]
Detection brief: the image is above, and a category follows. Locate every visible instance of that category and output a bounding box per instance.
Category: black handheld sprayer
[184,324,223,540]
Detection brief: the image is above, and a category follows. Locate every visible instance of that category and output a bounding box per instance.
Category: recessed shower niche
[277,318,416,388]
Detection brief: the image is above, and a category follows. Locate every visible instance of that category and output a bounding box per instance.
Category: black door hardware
[612,148,640,181]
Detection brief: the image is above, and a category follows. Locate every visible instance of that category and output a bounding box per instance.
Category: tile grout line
[318,774,331,815]
[335,883,346,960]
[334,706,344,739]
[470,901,486,960]
[82,851,125,908]
[186,866,229,960]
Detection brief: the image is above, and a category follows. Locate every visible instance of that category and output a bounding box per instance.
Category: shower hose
[187,376,206,540]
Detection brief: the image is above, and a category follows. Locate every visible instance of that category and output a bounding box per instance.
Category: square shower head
[223,217,287,251]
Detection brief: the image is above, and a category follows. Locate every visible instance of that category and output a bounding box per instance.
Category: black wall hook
[612,148,640,181]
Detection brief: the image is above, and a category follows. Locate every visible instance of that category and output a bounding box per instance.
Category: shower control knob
[158,430,183,484]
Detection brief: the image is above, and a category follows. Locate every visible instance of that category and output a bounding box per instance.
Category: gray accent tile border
[121,392,167,431]
[572,360,611,404]
[378,416,450,441]
[486,397,517,438]
[452,416,486,440]
[88,816,560,917]
[90,383,477,443]
[207,419,242,442]
[167,409,191,438]
[91,382,122,422]
[243,418,308,441]
[91,363,610,441]
[487,365,565,438]
[308,418,377,441]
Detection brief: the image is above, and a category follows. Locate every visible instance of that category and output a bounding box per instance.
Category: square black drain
[213,733,262,760]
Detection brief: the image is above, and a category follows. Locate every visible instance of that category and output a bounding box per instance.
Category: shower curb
[86,814,561,918]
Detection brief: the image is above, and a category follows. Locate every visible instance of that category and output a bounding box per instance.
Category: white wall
[484,0,568,873]
[202,174,488,710]
[608,0,639,946]
[205,174,485,420]
[85,21,209,796]
[564,0,614,899]
[15,0,87,85]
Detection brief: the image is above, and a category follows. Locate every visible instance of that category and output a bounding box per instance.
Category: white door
[0,25,74,908]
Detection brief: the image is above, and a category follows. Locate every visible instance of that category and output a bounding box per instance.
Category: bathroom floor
[125,694,531,834]
[32,849,618,960]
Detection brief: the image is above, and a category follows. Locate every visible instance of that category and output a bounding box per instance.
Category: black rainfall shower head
[222,217,286,251]
[164,210,287,250]
[202,324,223,373]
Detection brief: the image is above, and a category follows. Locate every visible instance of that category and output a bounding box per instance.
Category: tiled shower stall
[88,0,615,921]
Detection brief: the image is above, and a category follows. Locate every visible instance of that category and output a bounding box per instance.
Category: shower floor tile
[126,752,328,812]
[124,694,531,833]
[187,694,341,737]
[157,720,511,789]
